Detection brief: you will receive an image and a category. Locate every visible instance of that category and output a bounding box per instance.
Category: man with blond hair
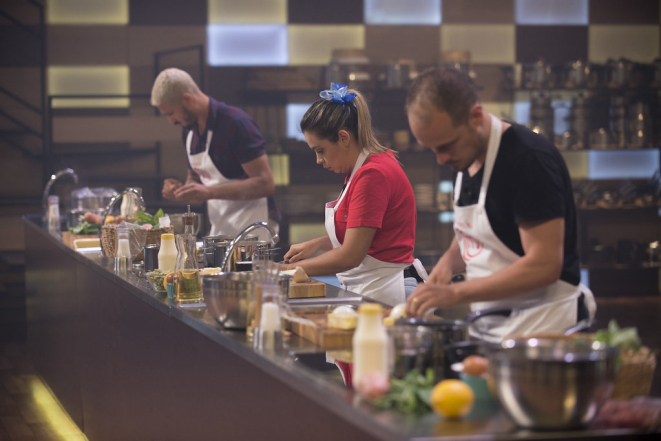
[152,68,279,237]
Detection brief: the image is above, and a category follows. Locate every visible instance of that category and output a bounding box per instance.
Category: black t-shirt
[456,123,580,286]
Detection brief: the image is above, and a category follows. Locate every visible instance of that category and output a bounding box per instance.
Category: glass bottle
[174,212,202,304]
[352,303,388,386]
[120,187,144,223]
[47,195,60,236]
[114,225,131,276]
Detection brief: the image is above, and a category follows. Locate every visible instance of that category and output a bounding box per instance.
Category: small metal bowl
[489,337,618,430]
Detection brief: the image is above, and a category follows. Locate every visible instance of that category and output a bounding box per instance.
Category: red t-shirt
[333,151,416,264]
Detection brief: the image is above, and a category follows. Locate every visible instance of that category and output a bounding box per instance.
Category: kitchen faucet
[221,222,279,272]
[99,188,146,256]
[42,168,78,219]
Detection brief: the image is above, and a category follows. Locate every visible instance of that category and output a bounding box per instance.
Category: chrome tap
[221,222,279,272]
[99,188,146,256]
[42,168,78,218]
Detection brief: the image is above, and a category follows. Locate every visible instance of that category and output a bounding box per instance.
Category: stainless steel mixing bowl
[488,337,618,430]
[202,272,290,329]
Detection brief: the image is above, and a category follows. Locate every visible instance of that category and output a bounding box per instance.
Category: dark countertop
[24,215,646,440]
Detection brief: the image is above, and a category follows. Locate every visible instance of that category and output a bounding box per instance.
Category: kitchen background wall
[0,0,659,281]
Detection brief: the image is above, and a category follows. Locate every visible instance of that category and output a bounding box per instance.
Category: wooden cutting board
[284,311,353,349]
[288,280,326,299]
[284,308,392,349]
[62,231,98,249]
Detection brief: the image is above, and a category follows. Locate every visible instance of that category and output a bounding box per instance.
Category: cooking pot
[202,234,234,267]
[213,238,270,270]
[397,307,511,381]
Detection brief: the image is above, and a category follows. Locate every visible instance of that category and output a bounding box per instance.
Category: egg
[389,303,407,320]
[332,305,357,316]
[462,355,488,376]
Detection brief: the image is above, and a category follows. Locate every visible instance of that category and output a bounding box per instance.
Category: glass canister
[174,232,203,304]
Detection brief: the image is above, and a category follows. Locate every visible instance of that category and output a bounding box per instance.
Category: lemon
[431,379,474,418]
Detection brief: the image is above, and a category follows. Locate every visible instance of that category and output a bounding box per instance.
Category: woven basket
[611,347,657,399]
[101,225,174,261]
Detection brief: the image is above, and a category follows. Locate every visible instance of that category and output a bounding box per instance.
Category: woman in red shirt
[283,83,427,306]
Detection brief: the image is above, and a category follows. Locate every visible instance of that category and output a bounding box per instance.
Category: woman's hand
[406,282,461,318]
[284,240,321,263]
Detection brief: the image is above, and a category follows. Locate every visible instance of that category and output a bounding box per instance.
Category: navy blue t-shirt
[183,98,280,221]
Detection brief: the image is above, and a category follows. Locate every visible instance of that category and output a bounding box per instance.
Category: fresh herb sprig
[135,209,164,227]
[371,368,435,414]
[594,320,642,351]
[69,221,100,235]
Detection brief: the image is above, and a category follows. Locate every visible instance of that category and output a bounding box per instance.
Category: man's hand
[406,282,461,317]
[173,182,212,204]
[162,179,183,200]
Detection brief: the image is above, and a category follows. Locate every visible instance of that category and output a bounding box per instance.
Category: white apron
[186,130,268,237]
[325,150,427,306]
[453,115,596,343]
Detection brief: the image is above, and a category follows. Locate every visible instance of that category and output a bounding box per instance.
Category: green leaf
[417,387,432,408]
[136,211,153,223]
[153,208,164,224]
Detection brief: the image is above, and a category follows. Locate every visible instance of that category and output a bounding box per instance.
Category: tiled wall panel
[516,26,588,63]
[442,0,514,24]
[441,25,515,64]
[288,0,364,24]
[127,26,206,67]
[208,0,287,24]
[129,0,207,25]
[589,0,660,24]
[588,25,661,63]
[365,26,440,63]
[288,25,365,65]
[47,0,129,25]
[49,26,128,65]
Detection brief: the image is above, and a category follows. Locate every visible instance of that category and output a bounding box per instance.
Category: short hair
[151,68,201,106]
[406,67,479,127]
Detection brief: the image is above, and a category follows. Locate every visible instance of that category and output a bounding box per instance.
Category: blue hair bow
[319,83,356,104]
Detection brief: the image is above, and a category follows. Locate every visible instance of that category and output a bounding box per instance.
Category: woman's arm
[284,227,376,276]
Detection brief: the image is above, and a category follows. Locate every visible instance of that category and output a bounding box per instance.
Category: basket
[101,225,174,261]
[611,347,657,399]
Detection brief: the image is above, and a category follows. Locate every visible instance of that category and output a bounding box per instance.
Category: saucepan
[396,307,511,381]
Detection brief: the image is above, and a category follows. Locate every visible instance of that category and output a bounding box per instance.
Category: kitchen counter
[23,215,648,441]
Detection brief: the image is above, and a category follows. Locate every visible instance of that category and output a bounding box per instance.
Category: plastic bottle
[352,303,388,386]
[158,233,177,272]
